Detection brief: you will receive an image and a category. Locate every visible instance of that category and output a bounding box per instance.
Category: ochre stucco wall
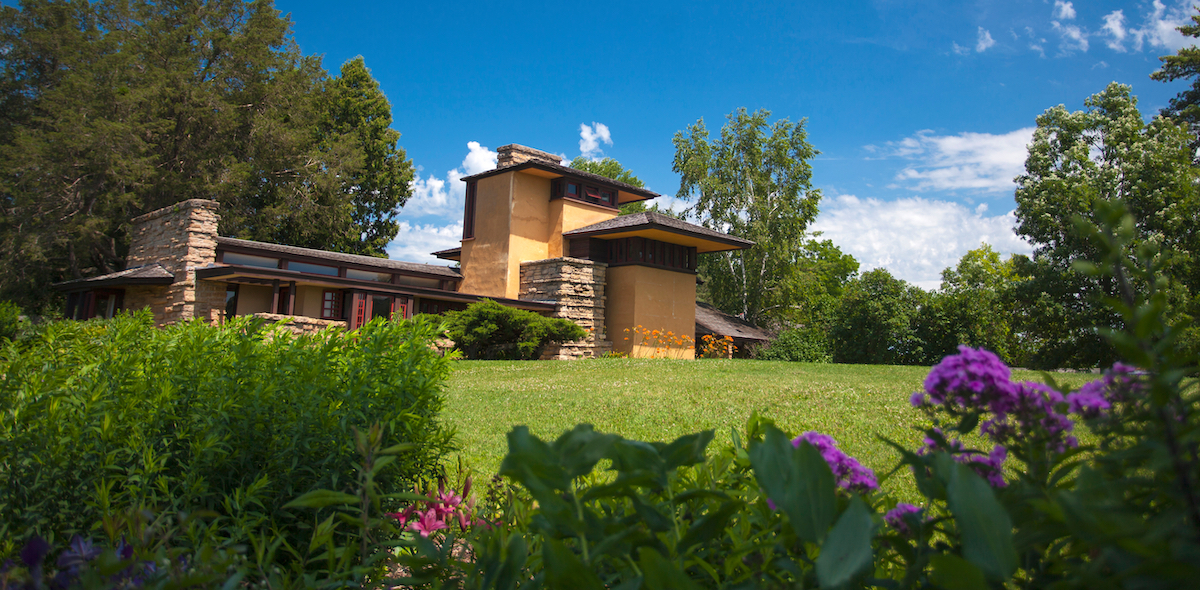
[548,199,617,258]
[237,285,273,315]
[295,285,325,319]
[506,173,552,299]
[606,265,697,359]
[458,174,512,298]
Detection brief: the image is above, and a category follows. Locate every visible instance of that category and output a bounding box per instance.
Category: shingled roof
[694,302,770,342]
[459,159,662,203]
[53,263,175,290]
[563,212,755,251]
[216,237,462,279]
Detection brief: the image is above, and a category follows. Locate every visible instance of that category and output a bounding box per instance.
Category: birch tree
[672,108,822,326]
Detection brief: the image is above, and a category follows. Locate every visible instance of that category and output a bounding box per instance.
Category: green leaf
[679,501,741,552]
[639,547,703,590]
[929,554,988,590]
[632,496,673,533]
[749,425,835,543]
[542,539,605,590]
[553,424,618,479]
[283,489,360,509]
[655,430,714,470]
[379,442,417,455]
[946,462,1017,581]
[815,497,876,588]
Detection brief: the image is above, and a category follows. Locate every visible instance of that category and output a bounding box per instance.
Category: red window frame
[321,289,341,320]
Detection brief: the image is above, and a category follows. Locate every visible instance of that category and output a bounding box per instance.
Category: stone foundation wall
[251,313,348,335]
[519,257,611,359]
[127,199,223,325]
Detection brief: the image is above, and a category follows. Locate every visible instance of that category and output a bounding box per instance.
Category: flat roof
[562,212,754,253]
[53,263,175,291]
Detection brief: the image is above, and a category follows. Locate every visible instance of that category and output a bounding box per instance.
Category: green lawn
[441,358,1095,496]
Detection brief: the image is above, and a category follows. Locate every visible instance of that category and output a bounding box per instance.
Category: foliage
[1151,6,1200,157]
[444,300,586,360]
[0,0,412,312]
[622,325,695,358]
[697,334,735,359]
[830,268,929,365]
[1014,82,1200,368]
[0,311,454,559]
[0,300,24,342]
[673,107,823,326]
[757,326,831,363]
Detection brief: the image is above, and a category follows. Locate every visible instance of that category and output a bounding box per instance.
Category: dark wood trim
[287,281,296,315]
[271,279,280,313]
[217,242,458,282]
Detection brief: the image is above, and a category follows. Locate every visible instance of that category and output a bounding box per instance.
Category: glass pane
[223,252,279,268]
[289,261,339,276]
[370,295,392,321]
[347,269,392,282]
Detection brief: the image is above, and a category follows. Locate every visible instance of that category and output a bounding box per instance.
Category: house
[54,144,757,358]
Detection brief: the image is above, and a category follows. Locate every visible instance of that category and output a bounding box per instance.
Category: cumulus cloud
[810,196,1034,290]
[579,122,612,159]
[1101,10,1127,50]
[405,141,497,218]
[886,127,1034,193]
[1052,21,1089,53]
[952,42,971,56]
[385,221,464,265]
[1127,0,1194,52]
[1054,1,1076,21]
[976,27,996,52]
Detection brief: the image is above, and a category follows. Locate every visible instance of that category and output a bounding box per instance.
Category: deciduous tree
[672,108,822,326]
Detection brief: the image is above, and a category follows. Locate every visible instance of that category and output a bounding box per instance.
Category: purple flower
[793,431,879,492]
[57,535,101,571]
[910,391,928,407]
[924,346,1015,407]
[920,432,1008,487]
[884,503,924,535]
[1067,381,1111,418]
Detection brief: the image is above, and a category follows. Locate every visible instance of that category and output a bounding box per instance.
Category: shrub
[0,300,25,342]
[757,325,831,362]
[444,299,585,360]
[0,311,455,556]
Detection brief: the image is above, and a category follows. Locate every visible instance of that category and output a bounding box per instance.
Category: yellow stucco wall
[458,174,512,298]
[506,173,552,299]
[606,265,697,359]
[548,199,618,258]
[236,285,273,315]
[295,285,325,319]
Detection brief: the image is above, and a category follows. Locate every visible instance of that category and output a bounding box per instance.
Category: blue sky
[274,0,1198,289]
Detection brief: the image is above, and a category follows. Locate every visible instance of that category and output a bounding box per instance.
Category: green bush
[0,300,24,342]
[444,299,586,360]
[757,325,831,362]
[0,311,455,553]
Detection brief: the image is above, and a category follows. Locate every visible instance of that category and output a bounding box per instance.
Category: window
[346,268,392,282]
[463,181,477,239]
[607,237,697,272]
[370,295,393,321]
[551,179,618,209]
[321,289,341,319]
[289,261,338,276]
[223,252,279,268]
[225,284,240,319]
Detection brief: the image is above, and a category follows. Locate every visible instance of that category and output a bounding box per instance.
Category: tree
[1013,83,1200,367]
[0,0,410,312]
[917,244,1025,366]
[672,108,822,326]
[830,268,928,365]
[1151,7,1200,156]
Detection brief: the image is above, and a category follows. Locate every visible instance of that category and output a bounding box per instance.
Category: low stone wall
[518,257,612,359]
[250,313,348,335]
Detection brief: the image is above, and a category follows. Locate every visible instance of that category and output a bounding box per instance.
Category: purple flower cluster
[883,503,923,535]
[792,431,879,492]
[919,428,1008,487]
[980,381,1077,453]
[920,346,1012,407]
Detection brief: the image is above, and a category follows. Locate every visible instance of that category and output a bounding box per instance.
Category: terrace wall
[519,257,611,359]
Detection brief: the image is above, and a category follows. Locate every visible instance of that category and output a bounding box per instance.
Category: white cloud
[886,127,1034,193]
[1054,1,1076,21]
[1052,21,1089,53]
[952,42,971,56]
[1030,43,1046,58]
[579,122,612,159]
[810,196,1033,290]
[405,141,497,218]
[1128,0,1194,52]
[976,27,996,52]
[385,221,464,265]
[1101,10,1127,51]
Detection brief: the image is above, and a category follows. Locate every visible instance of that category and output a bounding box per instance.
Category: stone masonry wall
[126,199,223,326]
[519,257,611,359]
[251,313,348,335]
[496,144,562,168]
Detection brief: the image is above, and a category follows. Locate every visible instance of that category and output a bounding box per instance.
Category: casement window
[321,289,341,320]
[463,181,477,239]
[607,237,697,272]
[225,284,240,319]
[551,179,617,209]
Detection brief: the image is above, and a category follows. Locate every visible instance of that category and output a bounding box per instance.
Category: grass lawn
[441,358,1094,497]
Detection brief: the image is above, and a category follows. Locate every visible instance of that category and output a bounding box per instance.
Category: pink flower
[408,508,448,538]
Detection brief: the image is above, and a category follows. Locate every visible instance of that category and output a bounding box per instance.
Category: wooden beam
[287,281,296,315]
[271,279,280,313]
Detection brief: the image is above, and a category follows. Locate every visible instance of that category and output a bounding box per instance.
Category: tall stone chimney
[125,199,223,325]
[496,144,564,168]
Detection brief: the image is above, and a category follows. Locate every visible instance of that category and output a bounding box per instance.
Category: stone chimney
[125,199,223,325]
[496,144,563,168]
